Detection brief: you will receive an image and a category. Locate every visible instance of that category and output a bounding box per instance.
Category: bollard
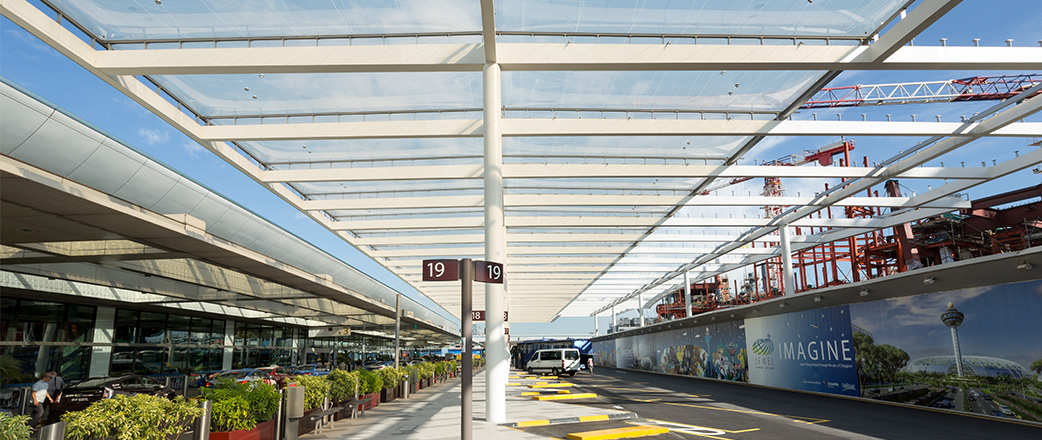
[37,421,65,440]
[193,400,212,440]
[284,385,305,440]
[274,388,284,440]
[183,375,190,397]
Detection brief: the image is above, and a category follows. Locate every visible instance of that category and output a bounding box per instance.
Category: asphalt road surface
[542,368,1041,439]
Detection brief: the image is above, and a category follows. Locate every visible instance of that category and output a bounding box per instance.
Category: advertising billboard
[744,305,859,396]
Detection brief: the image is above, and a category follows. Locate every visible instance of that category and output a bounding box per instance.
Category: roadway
[515,368,1041,440]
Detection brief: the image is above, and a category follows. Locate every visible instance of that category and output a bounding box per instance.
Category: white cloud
[180,141,205,157]
[138,128,170,145]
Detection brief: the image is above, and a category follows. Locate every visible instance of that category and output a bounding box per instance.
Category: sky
[1,0,1041,340]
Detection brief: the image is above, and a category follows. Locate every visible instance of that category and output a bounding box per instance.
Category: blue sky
[2,0,1040,339]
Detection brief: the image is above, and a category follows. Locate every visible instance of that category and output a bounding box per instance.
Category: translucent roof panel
[297,180,482,196]
[153,72,482,117]
[48,0,482,41]
[505,177,707,193]
[504,136,749,159]
[503,71,822,112]
[243,138,483,166]
[494,0,906,37]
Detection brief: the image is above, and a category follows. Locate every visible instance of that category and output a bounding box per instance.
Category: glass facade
[0,297,95,381]
[1,297,407,384]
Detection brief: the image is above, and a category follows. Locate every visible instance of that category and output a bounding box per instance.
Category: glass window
[210,319,226,345]
[167,314,191,345]
[114,309,139,343]
[565,351,579,360]
[0,297,16,342]
[64,305,95,343]
[543,351,562,361]
[16,301,64,343]
[138,312,167,344]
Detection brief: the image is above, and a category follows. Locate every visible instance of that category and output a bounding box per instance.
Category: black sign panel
[471,311,508,322]
[473,260,504,284]
[422,259,460,281]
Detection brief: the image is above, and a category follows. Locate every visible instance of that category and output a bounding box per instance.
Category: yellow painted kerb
[514,419,551,428]
[531,393,597,400]
[566,425,668,440]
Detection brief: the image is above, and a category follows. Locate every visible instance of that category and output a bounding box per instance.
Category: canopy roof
[3,0,1040,322]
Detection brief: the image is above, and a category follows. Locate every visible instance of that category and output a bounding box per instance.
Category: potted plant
[326,370,360,420]
[377,367,399,403]
[0,412,32,440]
[202,379,280,440]
[290,374,331,436]
[356,370,383,411]
[62,393,201,440]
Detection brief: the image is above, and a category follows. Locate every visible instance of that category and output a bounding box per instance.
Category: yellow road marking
[558,390,572,394]
[532,393,598,400]
[567,425,668,440]
[641,418,760,435]
[520,392,540,396]
[529,383,575,388]
[613,396,827,424]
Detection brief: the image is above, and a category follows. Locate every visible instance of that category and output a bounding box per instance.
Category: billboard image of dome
[905,355,1033,379]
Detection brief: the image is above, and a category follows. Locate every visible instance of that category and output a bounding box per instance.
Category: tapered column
[395,294,401,369]
[594,312,599,336]
[483,61,507,424]
[637,292,645,326]
[684,271,693,317]
[780,224,796,296]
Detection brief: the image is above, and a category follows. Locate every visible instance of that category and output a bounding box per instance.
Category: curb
[503,411,638,428]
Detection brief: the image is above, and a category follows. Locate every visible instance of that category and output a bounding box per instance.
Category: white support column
[483,61,507,424]
[395,293,401,370]
[88,307,115,377]
[637,292,645,326]
[593,312,599,336]
[684,271,693,318]
[222,320,235,370]
[610,306,616,332]
[779,224,796,296]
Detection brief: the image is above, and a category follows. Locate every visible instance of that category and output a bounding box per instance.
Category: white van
[525,348,581,376]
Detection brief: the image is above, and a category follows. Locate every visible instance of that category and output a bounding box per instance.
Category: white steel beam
[197,119,1040,141]
[303,195,968,211]
[94,44,484,75]
[262,164,484,183]
[87,43,1040,75]
[858,0,962,62]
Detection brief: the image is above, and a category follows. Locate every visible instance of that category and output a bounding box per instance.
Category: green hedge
[0,412,32,440]
[291,375,330,410]
[62,394,201,440]
[201,380,280,432]
[356,369,384,394]
[328,370,360,402]
[377,367,400,389]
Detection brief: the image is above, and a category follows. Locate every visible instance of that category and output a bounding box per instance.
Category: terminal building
[1,0,1041,430]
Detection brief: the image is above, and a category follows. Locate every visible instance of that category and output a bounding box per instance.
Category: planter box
[297,408,320,437]
[379,387,396,403]
[210,419,275,440]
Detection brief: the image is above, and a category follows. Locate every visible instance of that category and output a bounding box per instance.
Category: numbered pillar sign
[422,259,460,281]
[472,311,485,321]
[473,260,504,284]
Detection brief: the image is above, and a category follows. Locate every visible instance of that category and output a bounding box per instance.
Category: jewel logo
[751,334,774,356]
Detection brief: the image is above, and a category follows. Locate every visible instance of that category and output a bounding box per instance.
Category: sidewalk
[302,369,627,439]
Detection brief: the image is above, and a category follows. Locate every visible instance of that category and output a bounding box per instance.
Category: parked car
[291,364,331,376]
[363,361,393,371]
[999,405,1013,416]
[201,369,251,387]
[991,410,1004,417]
[49,375,175,422]
[248,366,295,387]
[525,348,581,376]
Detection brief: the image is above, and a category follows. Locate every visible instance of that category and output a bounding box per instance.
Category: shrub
[291,375,330,410]
[62,394,201,440]
[377,367,400,389]
[327,370,359,402]
[201,380,280,432]
[356,370,383,395]
[0,412,32,440]
[418,363,434,379]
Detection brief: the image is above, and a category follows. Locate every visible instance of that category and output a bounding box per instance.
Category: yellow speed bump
[566,425,668,440]
[538,376,560,379]
[558,390,572,394]
[515,419,551,428]
[528,383,574,388]
[531,393,597,400]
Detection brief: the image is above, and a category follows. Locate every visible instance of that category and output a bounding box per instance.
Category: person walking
[587,357,594,375]
[29,374,52,428]
[45,371,64,422]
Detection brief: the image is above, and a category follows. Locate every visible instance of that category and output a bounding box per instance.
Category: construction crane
[800,73,1042,109]
[699,140,855,198]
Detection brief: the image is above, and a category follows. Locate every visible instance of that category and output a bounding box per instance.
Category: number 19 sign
[422,259,459,282]
[474,260,504,284]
